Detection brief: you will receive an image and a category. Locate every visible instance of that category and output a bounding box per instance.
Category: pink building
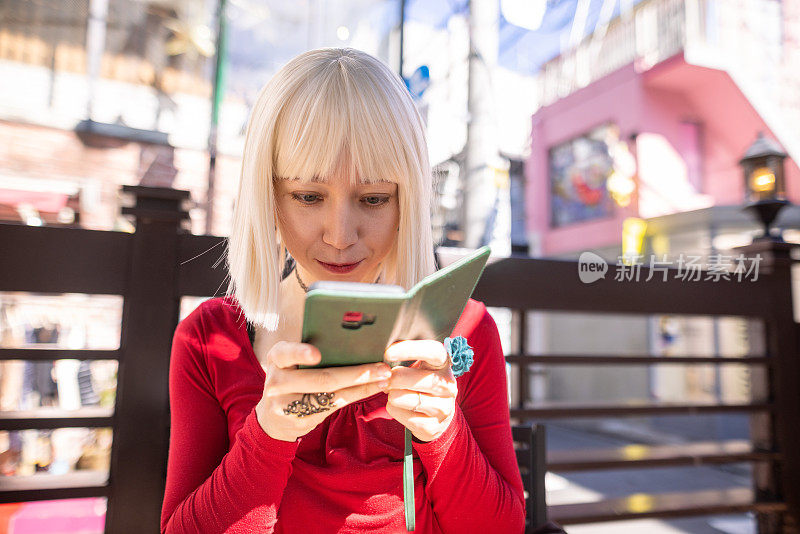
[525,0,800,259]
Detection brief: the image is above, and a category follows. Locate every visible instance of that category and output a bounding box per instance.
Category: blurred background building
[1,0,799,532]
[523,0,800,436]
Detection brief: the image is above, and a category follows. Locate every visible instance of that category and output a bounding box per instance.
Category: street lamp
[740,132,789,241]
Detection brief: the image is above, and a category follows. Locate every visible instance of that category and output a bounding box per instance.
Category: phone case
[300,246,491,368]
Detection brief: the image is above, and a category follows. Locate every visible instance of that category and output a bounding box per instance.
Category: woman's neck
[277,272,305,329]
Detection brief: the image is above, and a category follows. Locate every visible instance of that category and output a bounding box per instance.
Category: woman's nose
[322,203,358,250]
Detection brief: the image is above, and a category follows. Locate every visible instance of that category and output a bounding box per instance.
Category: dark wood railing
[1,185,798,532]
[468,239,799,532]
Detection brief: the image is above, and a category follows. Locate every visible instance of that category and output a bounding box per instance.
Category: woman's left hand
[382,340,458,442]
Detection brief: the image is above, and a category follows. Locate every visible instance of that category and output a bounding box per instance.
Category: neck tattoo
[294,266,309,293]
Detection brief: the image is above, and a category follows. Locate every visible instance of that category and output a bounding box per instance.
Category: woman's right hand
[255,341,392,442]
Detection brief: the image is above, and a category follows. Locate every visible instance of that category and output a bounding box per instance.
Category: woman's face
[274,161,399,287]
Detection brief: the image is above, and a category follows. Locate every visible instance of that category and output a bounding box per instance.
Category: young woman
[160,47,525,533]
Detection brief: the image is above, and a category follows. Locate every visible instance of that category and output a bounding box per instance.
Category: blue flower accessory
[444,336,474,377]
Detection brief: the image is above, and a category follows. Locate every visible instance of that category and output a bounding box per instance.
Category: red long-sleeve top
[160,295,525,533]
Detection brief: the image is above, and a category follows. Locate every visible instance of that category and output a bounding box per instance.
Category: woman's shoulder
[172,296,256,383]
[175,297,245,358]
[200,295,243,317]
[451,299,504,387]
[176,295,245,337]
[453,298,497,343]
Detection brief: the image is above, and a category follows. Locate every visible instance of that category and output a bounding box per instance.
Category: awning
[0,189,69,213]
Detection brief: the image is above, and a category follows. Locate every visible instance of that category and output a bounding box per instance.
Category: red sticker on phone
[343,311,363,322]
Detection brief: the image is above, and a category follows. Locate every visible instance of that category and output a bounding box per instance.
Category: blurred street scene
[1,0,799,532]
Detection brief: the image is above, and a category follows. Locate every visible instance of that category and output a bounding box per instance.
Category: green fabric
[403,428,415,531]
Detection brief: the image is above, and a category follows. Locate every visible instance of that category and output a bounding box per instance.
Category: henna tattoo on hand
[283,392,335,417]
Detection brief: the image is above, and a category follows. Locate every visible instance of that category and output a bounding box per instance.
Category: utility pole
[462,0,499,248]
[85,0,109,121]
[399,0,406,78]
[206,0,228,235]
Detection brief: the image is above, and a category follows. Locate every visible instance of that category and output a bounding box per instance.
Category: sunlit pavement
[546,423,757,534]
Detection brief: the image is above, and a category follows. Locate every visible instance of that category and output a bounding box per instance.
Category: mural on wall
[549,123,618,227]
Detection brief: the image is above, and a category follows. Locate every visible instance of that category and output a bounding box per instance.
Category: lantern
[740,132,789,240]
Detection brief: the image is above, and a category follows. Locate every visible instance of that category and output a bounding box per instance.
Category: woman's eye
[292,193,320,204]
[363,196,390,206]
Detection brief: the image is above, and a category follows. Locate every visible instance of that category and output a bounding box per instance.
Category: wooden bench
[550,487,787,526]
[512,423,548,533]
[543,439,784,525]
[547,439,779,472]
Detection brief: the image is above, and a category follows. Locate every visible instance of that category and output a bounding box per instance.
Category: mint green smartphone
[299,282,406,369]
[299,246,491,369]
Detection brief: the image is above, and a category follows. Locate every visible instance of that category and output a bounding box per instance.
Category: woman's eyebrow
[360,178,395,185]
[275,175,325,183]
[277,175,394,185]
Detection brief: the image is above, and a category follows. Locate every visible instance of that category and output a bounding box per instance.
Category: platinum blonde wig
[225,48,436,330]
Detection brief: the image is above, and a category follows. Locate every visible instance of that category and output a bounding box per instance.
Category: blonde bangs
[273,55,422,190]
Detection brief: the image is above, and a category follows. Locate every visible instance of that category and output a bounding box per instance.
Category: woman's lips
[317,259,362,274]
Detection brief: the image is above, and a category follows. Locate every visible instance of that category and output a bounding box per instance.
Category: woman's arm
[412,304,526,532]
[160,311,298,534]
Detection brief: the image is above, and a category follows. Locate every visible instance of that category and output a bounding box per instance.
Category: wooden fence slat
[512,401,772,419]
[0,349,119,361]
[471,255,773,317]
[0,224,130,294]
